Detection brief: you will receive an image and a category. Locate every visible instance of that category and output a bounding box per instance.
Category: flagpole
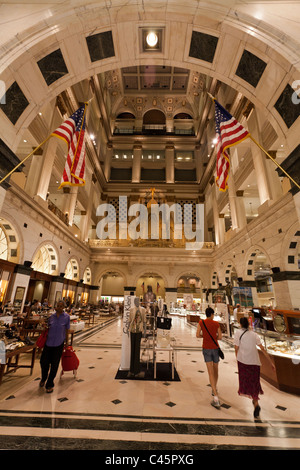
[0,135,52,185]
[249,135,300,191]
[206,91,300,191]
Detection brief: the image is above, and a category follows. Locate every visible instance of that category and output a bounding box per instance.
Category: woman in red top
[196,307,222,409]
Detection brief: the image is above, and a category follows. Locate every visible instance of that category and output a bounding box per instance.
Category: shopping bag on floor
[61,345,79,374]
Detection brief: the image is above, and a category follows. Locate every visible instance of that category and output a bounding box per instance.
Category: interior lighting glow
[146,32,158,47]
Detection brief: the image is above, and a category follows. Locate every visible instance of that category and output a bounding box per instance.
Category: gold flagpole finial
[207,92,216,101]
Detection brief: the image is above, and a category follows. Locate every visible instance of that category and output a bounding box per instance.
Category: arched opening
[83,266,92,285]
[136,273,165,301]
[31,244,58,275]
[0,219,19,263]
[25,244,58,304]
[142,109,166,135]
[0,219,20,304]
[177,273,203,309]
[64,258,79,281]
[116,112,135,119]
[99,271,125,304]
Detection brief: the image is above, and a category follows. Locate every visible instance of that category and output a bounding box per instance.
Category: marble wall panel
[189,31,218,63]
[275,83,300,129]
[37,49,69,86]
[235,49,267,88]
[0,81,29,125]
[86,31,115,63]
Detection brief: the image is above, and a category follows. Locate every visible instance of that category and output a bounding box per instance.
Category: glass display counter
[255,328,300,395]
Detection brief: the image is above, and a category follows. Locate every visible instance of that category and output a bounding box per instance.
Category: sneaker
[211,398,221,409]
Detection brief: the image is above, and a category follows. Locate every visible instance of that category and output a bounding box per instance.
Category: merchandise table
[0,344,37,385]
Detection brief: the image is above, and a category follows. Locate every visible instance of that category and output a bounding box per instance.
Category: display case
[255,328,300,395]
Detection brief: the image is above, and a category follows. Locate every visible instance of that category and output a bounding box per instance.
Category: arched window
[83,267,92,285]
[174,113,193,119]
[31,244,58,274]
[65,258,79,280]
[143,109,166,125]
[0,220,19,262]
[0,227,8,261]
[116,112,135,119]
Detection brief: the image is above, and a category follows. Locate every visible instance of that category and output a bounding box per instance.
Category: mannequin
[128,297,146,377]
[143,285,156,304]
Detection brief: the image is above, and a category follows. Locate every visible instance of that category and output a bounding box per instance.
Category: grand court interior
[0,0,299,452]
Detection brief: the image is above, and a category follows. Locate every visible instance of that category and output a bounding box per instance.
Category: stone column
[195,144,202,183]
[132,144,142,183]
[248,111,272,207]
[165,145,174,184]
[211,182,221,245]
[271,271,300,310]
[61,186,78,226]
[34,105,62,205]
[24,153,43,198]
[228,171,247,231]
[48,275,64,307]
[82,175,95,242]
[103,143,113,181]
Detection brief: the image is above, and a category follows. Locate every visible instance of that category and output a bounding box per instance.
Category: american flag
[214,100,249,191]
[52,105,87,189]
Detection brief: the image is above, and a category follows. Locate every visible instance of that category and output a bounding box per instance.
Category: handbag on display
[36,329,48,349]
[157,316,172,330]
[201,320,224,359]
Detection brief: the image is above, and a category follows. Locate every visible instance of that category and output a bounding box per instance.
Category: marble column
[165,145,174,184]
[265,152,283,201]
[82,178,95,242]
[132,144,142,183]
[211,183,224,245]
[103,143,113,181]
[248,111,272,206]
[228,171,247,231]
[34,105,62,205]
[195,144,202,183]
[61,186,78,226]
[24,153,43,198]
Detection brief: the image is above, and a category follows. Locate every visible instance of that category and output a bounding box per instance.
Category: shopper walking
[196,307,222,409]
[234,317,275,418]
[40,300,70,393]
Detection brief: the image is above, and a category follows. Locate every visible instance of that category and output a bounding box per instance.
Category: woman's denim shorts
[203,348,219,363]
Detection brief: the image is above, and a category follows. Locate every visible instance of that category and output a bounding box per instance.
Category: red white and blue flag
[52,105,87,189]
[214,99,249,191]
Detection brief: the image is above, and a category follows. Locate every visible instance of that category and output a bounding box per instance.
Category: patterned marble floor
[0,316,300,452]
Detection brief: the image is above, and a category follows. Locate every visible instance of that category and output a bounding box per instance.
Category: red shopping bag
[60,345,79,377]
[36,329,48,349]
